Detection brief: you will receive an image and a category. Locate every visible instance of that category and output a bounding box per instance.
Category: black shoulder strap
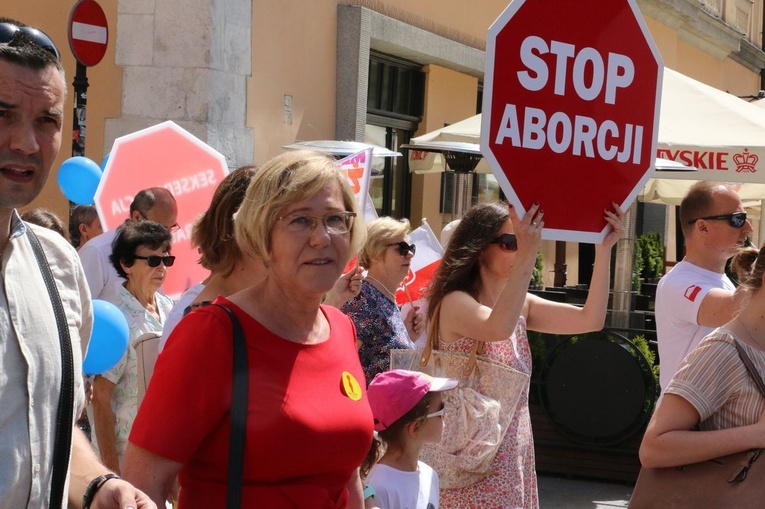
[215,304,248,509]
[26,226,74,509]
[734,339,765,399]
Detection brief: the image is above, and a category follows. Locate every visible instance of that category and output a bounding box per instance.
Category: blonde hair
[234,150,366,264]
[358,217,410,268]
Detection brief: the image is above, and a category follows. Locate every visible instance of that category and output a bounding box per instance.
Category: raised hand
[509,202,543,265]
[601,202,626,249]
[324,265,365,309]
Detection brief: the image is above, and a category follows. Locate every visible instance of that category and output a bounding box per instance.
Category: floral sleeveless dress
[439,316,538,509]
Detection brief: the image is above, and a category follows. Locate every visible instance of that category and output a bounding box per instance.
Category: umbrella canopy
[282,140,401,158]
[407,68,765,205]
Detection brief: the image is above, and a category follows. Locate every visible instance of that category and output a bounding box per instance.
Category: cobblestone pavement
[538,474,633,508]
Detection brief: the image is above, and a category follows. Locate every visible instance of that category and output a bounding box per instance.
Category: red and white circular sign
[68,0,108,67]
[481,0,662,243]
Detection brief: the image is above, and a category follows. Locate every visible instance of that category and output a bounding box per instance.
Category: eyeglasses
[689,212,748,228]
[424,406,446,420]
[0,22,60,60]
[278,211,356,236]
[387,241,416,257]
[133,255,176,268]
[490,233,518,252]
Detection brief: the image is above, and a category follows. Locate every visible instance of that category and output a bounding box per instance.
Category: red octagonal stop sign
[95,121,230,298]
[481,0,662,243]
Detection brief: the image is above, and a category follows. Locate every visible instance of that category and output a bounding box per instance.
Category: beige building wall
[250,0,338,163]
[411,65,479,234]
[246,0,501,165]
[645,16,760,96]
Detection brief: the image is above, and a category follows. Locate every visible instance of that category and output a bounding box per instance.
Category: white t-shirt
[367,461,439,509]
[655,260,735,391]
[78,228,123,303]
[158,282,205,352]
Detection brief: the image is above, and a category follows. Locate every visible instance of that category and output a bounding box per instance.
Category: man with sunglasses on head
[79,187,178,304]
[655,181,753,392]
[0,18,155,508]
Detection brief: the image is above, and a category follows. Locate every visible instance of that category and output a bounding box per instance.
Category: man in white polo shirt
[655,181,752,391]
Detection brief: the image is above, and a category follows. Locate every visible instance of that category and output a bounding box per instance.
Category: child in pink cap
[361,369,458,509]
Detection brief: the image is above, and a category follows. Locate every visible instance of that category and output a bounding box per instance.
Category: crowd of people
[5,14,765,509]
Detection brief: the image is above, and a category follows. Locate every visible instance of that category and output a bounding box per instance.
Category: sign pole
[68,0,109,157]
[72,61,89,157]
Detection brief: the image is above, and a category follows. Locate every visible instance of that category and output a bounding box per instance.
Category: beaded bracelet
[83,473,120,509]
[363,485,376,499]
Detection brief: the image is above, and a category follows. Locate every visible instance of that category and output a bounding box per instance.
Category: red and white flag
[396,219,443,306]
[337,148,378,273]
[336,148,378,224]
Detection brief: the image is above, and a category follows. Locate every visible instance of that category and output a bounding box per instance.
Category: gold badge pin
[341,371,362,401]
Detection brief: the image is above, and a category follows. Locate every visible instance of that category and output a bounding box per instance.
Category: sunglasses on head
[491,233,518,252]
[387,241,416,256]
[689,212,748,228]
[134,255,176,268]
[0,22,60,60]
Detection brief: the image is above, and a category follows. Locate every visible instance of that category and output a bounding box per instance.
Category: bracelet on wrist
[83,473,120,509]
[363,484,376,499]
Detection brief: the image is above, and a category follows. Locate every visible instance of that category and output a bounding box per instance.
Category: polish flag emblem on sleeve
[684,285,702,302]
[395,220,443,306]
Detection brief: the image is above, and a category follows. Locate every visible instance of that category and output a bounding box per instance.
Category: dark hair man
[0,18,155,508]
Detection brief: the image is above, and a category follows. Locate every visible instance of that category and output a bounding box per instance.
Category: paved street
[538,474,633,508]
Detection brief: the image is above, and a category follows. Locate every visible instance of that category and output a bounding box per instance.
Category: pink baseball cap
[367,369,458,431]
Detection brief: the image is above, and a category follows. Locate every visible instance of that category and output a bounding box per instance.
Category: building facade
[8,0,765,284]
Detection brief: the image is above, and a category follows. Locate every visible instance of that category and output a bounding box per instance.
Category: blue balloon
[101,152,110,171]
[83,299,129,376]
[57,156,102,205]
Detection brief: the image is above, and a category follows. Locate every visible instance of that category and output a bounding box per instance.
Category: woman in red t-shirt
[123,150,374,509]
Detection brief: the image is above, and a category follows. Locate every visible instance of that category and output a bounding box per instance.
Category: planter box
[531,403,642,483]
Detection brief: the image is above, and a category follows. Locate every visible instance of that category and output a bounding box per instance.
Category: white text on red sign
[494,36,644,165]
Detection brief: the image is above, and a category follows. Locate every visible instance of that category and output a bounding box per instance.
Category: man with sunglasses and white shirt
[655,181,753,391]
[0,18,154,508]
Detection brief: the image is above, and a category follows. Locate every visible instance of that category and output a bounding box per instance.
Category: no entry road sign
[68,0,108,67]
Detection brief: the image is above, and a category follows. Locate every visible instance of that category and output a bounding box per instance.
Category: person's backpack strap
[26,226,74,509]
[215,304,248,509]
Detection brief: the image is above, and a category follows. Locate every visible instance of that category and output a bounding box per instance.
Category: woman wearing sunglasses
[427,201,624,509]
[91,220,175,473]
[342,217,424,386]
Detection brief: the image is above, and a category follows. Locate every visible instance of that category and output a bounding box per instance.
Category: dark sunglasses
[387,241,416,256]
[490,233,518,252]
[0,22,60,60]
[689,212,747,228]
[134,255,176,268]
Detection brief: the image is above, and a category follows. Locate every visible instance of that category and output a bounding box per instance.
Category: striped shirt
[666,328,765,430]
